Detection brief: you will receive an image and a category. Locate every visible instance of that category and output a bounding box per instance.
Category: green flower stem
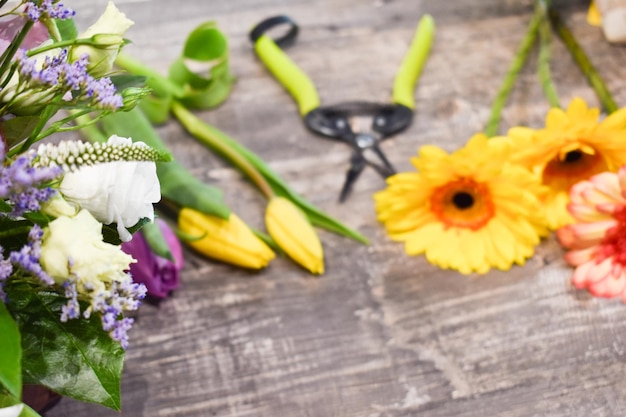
[548,8,618,114]
[71,112,109,143]
[38,110,110,138]
[8,104,56,157]
[25,37,111,57]
[171,101,275,200]
[484,7,542,137]
[0,20,33,88]
[536,0,561,108]
[115,53,185,98]
[171,103,369,244]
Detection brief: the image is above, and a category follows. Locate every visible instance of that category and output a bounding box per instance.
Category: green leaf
[0,302,22,399]
[139,94,173,125]
[5,284,125,410]
[55,18,77,41]
[98,107,230,219]
[141,220,174,261]
[19,404,42,417]
[3,116,41,148]
[0,200,11,213]
[22,212,50,227]
[109,74,148,91]
[167,22,235,109]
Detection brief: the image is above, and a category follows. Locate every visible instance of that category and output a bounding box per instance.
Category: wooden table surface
[49,0,626,416]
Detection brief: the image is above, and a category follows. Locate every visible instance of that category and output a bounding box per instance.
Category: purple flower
[122,219,183,300]
[25,1,75,22]
[0,142,62,218]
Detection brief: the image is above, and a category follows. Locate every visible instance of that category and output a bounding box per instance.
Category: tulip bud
[265,196,324,274]
[70,2,134,77]
[178,208,275,269]
[121,219,183,299]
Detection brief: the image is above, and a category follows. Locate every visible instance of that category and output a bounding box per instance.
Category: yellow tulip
[265,196,324,274]
[178,208,275,269]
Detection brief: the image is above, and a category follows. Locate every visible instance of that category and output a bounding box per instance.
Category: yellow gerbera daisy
[508,97,626,230]
[374,133,548,274]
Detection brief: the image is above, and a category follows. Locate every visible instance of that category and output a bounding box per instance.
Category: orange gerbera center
[542,143,608,192]
[430,178,494,230]
[598,206,626,266]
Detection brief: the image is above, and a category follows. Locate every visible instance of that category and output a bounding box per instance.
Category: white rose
[70,1,134,77]
[60,135,161,242]
[40,210,135,292]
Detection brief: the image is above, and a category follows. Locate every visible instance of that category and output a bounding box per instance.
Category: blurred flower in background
[557,167,626,301]
[122,218,183,300]
[508,98,626,229]
[375,134,548,274]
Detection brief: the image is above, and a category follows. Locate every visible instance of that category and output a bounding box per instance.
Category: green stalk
[484,7,542,137]
[170,104,369,244]
[25,38,108,57]
[68,112,109,142]
[115,53,184,98]
[536,0,561,108]
[0,20,34,87]
[548,8,618,113]
[171,101,275,200]
[9,104,56,157]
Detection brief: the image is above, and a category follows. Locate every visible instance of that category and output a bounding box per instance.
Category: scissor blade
[339,152,366,203]
[370,143,396,177]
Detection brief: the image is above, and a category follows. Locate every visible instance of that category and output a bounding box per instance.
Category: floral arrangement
[375,0,626,302]
[1,1,371,415]
[2,0,624,415]
[0,1,173,416]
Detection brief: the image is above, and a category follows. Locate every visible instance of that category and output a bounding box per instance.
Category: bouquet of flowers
[0,1,169,415]
[374,0,626,301]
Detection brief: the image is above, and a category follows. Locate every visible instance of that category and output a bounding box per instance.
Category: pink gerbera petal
[571,261,594,289]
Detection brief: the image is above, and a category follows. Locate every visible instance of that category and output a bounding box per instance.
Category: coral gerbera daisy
[556,167,626,301]
[508,97,626,230]
[374,133,548,274]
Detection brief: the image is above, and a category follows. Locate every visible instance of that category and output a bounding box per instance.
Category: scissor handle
[250,16,320,116]
[392,14,435,110]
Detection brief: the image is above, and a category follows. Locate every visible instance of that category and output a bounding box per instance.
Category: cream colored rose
[40,210,135,292]
[59,135,160,242]
[70,1,134,77]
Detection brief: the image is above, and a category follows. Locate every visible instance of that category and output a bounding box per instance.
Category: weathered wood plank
[47,0,626,416]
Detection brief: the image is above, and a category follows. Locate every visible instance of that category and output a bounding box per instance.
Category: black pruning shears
[249,14,435,202]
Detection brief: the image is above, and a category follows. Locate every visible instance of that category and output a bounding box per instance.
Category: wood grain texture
[48,0,626,416]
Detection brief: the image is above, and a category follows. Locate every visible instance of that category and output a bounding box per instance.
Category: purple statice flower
[60,275,80,322]
[82,278,146,349]
[15,50,123,110]
[0,142,62,218]
[25,1,75,22]
[8,225,54,286]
